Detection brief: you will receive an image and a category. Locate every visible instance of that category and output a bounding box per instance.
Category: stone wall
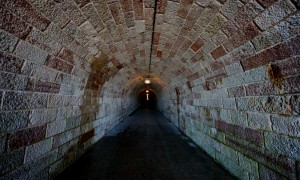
[157,0,300,179]
[0,0,299,179]
[0,0,139,178]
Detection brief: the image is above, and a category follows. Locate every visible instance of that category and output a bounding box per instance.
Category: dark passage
[55,108,234,180]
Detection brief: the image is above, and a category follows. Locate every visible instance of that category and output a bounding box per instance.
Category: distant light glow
[146,90,149,93]
[146,94,149,100]
[145,79,151,84]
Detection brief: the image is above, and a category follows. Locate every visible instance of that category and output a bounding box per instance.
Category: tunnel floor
[54,108,235,180]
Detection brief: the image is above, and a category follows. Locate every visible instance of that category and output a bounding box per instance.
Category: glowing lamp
[145,79,151,84]
[146,90,149,93]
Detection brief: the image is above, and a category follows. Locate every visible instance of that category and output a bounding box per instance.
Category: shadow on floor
[54,108,235,180]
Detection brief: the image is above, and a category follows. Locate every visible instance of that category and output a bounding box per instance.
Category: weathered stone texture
[0,0,299,179]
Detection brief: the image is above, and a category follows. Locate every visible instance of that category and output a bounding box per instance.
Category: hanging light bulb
[146,90,149,93]
[145,79,151,84]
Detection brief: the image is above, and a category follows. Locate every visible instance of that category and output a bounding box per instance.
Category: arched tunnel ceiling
[2,0,298,95]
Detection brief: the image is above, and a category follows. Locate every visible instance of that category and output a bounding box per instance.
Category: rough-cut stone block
[124,12,135,28]
[247,112,271,131]
[265,132,300,160]
[211,45,227,60]
[79,129,95,145]
[255,0,296,30]
[238,152,259,177]
[0,7,32,39]
[53,128,80,148]
[2,91,47,111]
[216,120,263,145]
[226,136,296,178]
[157,0,168,14]
[24,138,53,163]
[190,37,204,52]
[120,0,133,12]
[0,71,28,90]
[237,96,297,115]
[3,149,58,179]
[45,56,74,74]
[221,0,243,19]
[109,2,123,25]
[26,79,61,93]
[0,111,30,132]
[54,0,87,26]
[26,28,62,55]
[259,165,287,180]
[0,148,25,176]
[133,0,144,20]
[224,63,242,77]
[0,30,18,53]
[0,0,51,31]
[15,41,48,65]
[46,120,67,137]
[7,125,46,150]
[271,115,300,137]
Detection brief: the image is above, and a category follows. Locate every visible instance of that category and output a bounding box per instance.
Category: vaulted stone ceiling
[1,0,298,96]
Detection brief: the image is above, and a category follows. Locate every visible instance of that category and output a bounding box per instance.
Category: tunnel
[0,0,299,179]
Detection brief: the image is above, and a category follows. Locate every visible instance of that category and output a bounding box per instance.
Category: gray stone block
[265,132,300,160]
[0,148,25,175]
[24,138,53,163]
[14,41,48,65]
[0,111,30,132]
[0,30,18,53]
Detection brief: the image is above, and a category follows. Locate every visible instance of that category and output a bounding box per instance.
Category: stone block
[0,71,28,90]
[2,149,58,179]
[49,159,64,178]
[26,28,62,55]
[265,132,300,160]
[259,165,287,180]
[0,0,51,31]
[45,56,74,74]
[0,51,24,74]
[237,95,299,115]
[204,13,228,37]
[271,115,300,137]
[0,134,6,153]
[0,111,30,132]
[15,41,48,65]
[241,35,300,71]
[211,45,227,60]
[29,108,57,126]
[24,138,53,163]
[2,91,47,111]
[53,127,80,148]
[224,62,243,76]
[0,7,32,39]
[0,148,25,176]
[247,112,271,131]
[227,86,245,98]
[221,0,244,19]
[7,125,46,150]
[0,30,18,53]
[79,129,95,145]
[26,79,61,93]
[238,152,259,177]
[226,136,296,178]
[255,0,296,30]
[46,120,67,137]
[54,0,87,26]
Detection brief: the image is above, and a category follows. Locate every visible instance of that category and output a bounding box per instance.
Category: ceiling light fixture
[145,79,151,84]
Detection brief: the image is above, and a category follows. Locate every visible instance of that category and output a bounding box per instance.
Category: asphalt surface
[54,107,234,180]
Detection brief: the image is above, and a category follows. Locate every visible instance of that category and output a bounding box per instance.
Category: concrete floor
[55,108,234,180]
